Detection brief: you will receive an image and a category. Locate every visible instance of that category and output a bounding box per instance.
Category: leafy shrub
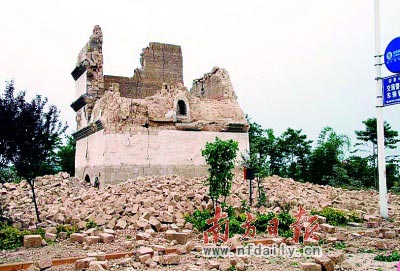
[279,228,293,238]
[253,210,295,236]
[86,220,97,229]
[30,227,45,239]
[0,223,46,250]
[224,205,236,219]
[277,211,295,231]
[347,211,363,223]
[254,212,275,232]
[0,167,21,184]
[256,187,268,208]
[56,224,78,238]
[277,211,295,238]
[240,200,250,213]
[390,185,400,195]
[374,251,400,262]
[311,207,348,226]
[184,209,212,232]
[229,217,244,237]
[236,213,247,223]
[0,224,24,249]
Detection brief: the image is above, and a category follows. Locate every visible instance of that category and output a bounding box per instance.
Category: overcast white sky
[1,0,399,148]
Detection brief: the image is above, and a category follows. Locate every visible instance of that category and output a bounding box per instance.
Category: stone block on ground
[103,229,115,235]
[367,221,380,228]
[165,230,190,244]
[89,261,109,270]
[350,232,362,239]
[137,246,154,256]
[235,261,247,271]
[149,217,162,232]
[77,221,87,230]
[314,255,334,271]
[159,253,180,265]
[70,233,86,243]
[136,232,151,241]
[209,260,220,269]
[27,265,40,271]
[84,236,101,245]
[326,252,345,265]
[23,235,43,248]
[87,252,106,261]
[316,215,326,224]
[151,245,166,253]
[300,262,322,271]
[98,233,114,243]
[34,258,52,270]
[219,262,232,271]
[45,232,57,242]
[384,231,396,239]
[45,227,57,234]
[138,254,151,264]
[115,219,127,229]
[319,224,335,234]
[75,257,97,271]
[123,241,133,250]
[364,215,379,222]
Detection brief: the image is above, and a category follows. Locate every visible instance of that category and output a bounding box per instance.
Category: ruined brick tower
[71,25,249,186]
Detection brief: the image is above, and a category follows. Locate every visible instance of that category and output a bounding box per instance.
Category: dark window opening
[177,100,187,116]
[84,174,90,183]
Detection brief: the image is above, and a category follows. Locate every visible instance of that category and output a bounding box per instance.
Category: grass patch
[311,207,363,226]
[333,242,346,249]
[374,251,400,262]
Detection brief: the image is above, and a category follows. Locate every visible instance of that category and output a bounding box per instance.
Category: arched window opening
[84,174,91,183]
[177,100,187,116]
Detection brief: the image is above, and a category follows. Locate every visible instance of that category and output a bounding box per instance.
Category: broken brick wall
[190,67,237,100]
[103,42,183,99]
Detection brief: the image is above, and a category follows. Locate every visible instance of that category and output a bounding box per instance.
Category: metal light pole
[374,0,388,219]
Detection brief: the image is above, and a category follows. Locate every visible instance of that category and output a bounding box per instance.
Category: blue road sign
[383,74,400,106]
[384,37,400,73]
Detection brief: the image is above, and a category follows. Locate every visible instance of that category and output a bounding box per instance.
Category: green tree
[57,136,76,176]
[354,117,400,188]
[342,156,375,188]
[355,118,400,151]
[276,128,312,181]
[0,81,67,222]
[202,137,239,210]
[246,116,281,175]
[309,127,350,185]
[323,156,375,188]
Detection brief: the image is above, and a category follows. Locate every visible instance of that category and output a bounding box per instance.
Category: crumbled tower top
[71,25,248,138]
